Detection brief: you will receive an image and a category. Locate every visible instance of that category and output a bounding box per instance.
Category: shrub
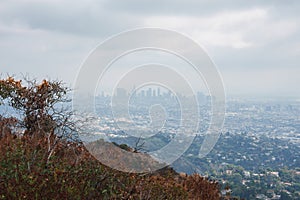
[0,77,221,199]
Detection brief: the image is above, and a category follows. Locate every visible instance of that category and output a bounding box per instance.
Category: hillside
[0,77,223,200]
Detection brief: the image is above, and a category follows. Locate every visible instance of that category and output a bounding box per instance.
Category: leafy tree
[280,191,293,200]
[0,77,77,164]
[0,77,74,136]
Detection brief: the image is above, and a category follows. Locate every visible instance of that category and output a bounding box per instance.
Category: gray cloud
[102,0,300,19]
[0,0,141,37]
[0,0,299,97]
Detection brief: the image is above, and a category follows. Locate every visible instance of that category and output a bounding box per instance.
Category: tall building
[147,88,152,98]
[197,91,206,105]
[141,90,145,97]
[116,88,127,99]
[153,89,156,97]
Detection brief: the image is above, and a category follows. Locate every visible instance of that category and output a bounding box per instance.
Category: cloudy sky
[0,0,299,98]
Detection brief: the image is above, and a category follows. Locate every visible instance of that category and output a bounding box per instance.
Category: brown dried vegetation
[0,77,221,199]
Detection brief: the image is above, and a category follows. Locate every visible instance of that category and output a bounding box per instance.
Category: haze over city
[1,0,299,99]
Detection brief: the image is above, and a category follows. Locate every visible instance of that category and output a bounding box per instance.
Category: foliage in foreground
[0,118,221,199]
[0,77,221,199]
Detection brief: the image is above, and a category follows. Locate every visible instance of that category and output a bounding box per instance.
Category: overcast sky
[0,0,299,98]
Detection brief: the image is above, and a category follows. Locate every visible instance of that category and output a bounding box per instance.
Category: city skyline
[1,1,300,98]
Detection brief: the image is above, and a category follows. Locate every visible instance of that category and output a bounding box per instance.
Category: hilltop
[0,77,223,199]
